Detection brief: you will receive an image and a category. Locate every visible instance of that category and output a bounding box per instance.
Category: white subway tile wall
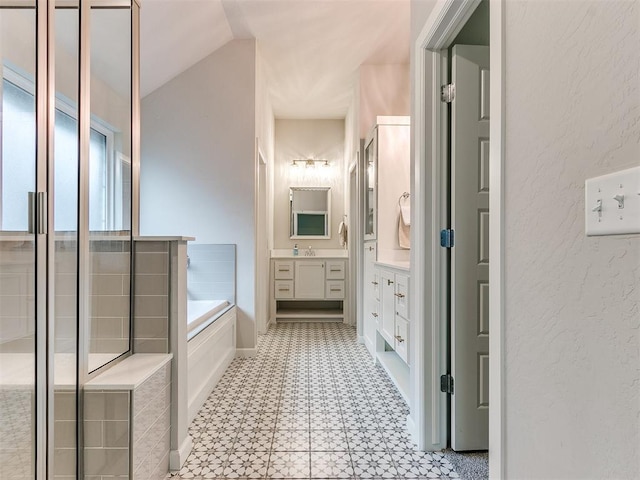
[187,244,236,304]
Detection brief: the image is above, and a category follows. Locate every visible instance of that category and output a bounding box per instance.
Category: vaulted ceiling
[140,0,410,118]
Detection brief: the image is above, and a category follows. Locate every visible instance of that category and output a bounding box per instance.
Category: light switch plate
[585,166,640,236]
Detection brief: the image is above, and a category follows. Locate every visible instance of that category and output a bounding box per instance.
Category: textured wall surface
[273,119,346,251]
[141,40,257,349]
[359,64,410,139]
[504,1,639,477]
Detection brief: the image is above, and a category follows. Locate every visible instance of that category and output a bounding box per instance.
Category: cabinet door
[395,316,408,363]
[379,270,395,345]
[363,243,378,353]
[294,260,325,299]
[395,274,409,319]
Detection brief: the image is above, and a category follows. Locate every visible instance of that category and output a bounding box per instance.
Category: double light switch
[585,166,640,236]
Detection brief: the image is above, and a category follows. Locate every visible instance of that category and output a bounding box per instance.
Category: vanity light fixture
[291,159,331,168]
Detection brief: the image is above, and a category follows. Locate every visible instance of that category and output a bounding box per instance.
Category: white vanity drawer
[325,280,345,299]
[274,280,294,299]
[325,260,345,280]
[395,316,408,363]
[274,260,294,280]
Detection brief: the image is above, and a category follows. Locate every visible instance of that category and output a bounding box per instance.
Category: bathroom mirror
[290,187,331,239]
[364,134,377,240]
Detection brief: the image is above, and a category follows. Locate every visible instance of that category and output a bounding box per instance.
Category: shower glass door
[0,3,38,479]
[52,2,80,478]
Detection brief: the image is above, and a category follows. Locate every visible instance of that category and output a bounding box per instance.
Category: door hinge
[440,229,454,248]
[441,83,455,103]
[440,374,454,394]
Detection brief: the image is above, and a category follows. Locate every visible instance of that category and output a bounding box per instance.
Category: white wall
[255,46,275,334]
[273,119,345,250]
[503,2,639,477]
[140,39,258,350]
[359,64,410,138]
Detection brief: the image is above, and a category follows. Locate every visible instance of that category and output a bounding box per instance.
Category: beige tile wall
[83,390,131,479]
[133,241,169,354]
[53,390,77,479]
[89,240,131,358]
[82,361,172,480]
[132,363,171,479]
[0,240,35,350]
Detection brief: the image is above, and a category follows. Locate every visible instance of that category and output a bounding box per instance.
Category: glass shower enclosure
[0,0,140,477]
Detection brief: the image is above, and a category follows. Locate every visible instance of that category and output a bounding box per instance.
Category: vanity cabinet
[379,271,396,346]
[378,269,409,363]
[362,242,378,355]
[368,262,410,402]
[295,260,325,299]
[271,256,347,322]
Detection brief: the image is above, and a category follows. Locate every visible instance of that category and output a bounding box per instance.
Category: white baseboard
[357,335,365,344]
[169,435,193,472]
[236,347,257,358]
[406,414,418,448]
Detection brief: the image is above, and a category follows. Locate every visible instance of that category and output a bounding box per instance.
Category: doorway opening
[412,0,504,477]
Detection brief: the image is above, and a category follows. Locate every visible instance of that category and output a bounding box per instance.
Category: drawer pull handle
[330,288,341,292]
[395,335,405,343]
[371,281,378,285]
[330,269,341,272]
[387,280,394,285]
[394,293,405,298]
[372,313,378,318]
[278,268,289,271]
[278,288,290,291]
[368,246,374,251]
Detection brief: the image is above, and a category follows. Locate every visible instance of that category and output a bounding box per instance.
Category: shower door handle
[28,192,47,235]
[28,192,36,234]
[37,192,47,234]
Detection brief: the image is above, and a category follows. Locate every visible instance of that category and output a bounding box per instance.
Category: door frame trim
[411,0,505,476]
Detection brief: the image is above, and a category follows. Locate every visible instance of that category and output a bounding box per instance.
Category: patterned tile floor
[171,322,460,479]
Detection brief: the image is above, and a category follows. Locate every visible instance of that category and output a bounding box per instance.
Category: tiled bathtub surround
[134,241,170,353]
[84,390,131,478]
[172,323,459,479]
[187,244,235,303]
[89,239,131,360]
[85,355,172,480]
[133,362,172,479]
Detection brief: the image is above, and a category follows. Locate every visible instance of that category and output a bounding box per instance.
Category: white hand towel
[338,221,348,248]
[400,204,411,226]
[398,215,410,249]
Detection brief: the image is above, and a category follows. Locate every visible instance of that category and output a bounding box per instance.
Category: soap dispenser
[293,244,298,256]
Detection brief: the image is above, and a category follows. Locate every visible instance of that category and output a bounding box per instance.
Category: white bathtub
[186,302,236,424]
[187,300,231,340]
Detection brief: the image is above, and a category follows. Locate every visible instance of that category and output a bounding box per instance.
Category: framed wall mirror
[290,187,331,239]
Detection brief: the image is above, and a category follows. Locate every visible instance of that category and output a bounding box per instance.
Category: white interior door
[451,44,490,451]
